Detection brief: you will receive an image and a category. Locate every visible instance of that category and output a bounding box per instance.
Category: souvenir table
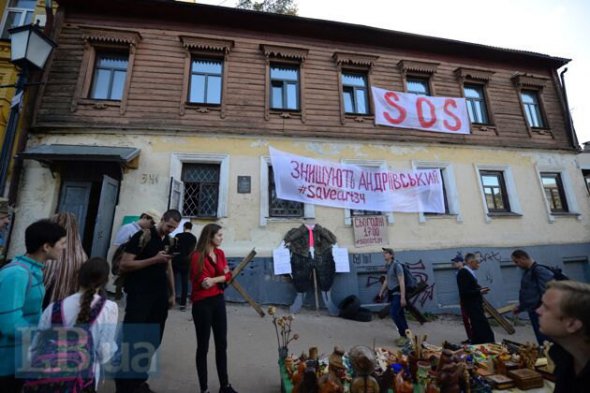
[278,342,556,393]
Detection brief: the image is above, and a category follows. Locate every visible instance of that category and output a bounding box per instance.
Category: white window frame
[0,1,35,39]
[412,160,462,223]
[535,165,581,222]
[170,153,229,218]
[341,159,394,226]
[260,157,314,226]
[475,164,522,222]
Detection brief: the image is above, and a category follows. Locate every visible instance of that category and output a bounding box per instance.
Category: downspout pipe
[559,68,580,150]
[44,0,54,34]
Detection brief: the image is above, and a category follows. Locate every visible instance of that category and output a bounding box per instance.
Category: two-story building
[8,0,590,312]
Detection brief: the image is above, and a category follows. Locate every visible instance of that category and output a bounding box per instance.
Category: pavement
[100,302,538,393]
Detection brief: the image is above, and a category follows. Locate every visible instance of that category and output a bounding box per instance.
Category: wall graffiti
[364,258,435,308]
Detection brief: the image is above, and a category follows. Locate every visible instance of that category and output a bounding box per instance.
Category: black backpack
[400,262,418,291]
[534,264,569,281]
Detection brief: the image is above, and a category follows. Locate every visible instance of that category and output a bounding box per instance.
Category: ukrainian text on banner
[371,86,470,135]
[269,147,445,213]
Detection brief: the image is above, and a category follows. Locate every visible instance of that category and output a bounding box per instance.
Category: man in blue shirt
[0,219,67,393]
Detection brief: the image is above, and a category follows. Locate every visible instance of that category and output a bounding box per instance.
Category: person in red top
[190,223,238,393]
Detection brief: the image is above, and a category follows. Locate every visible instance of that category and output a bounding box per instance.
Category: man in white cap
[112,209,160,247]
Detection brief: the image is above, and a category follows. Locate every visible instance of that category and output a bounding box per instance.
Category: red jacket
[190,248,232,302]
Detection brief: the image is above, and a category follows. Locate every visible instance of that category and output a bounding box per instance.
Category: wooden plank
[483,297,515,334]
[228,248,256,283]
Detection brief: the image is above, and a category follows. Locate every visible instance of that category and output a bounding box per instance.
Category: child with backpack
[25,257,118,392]
[0,219,67,393]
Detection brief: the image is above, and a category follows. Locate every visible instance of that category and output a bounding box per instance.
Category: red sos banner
[371,86,470,135]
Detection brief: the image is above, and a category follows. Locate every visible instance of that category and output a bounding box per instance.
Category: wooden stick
[231,279,265,317]
[228,248,256,284]
[312,268,320,312]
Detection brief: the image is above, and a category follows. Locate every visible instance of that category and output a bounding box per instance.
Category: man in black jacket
[456,253,495,344]
[537,280,590,393]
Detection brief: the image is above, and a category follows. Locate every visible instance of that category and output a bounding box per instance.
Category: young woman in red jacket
[190,223,238,393]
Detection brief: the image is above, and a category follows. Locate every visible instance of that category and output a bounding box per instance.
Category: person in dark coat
[173,221,197,310]
[456,253,495,344]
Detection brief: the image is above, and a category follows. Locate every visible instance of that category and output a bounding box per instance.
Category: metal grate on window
[182,163,220,217]
[269,167,303,217]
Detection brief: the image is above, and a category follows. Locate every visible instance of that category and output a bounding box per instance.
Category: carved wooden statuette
[348,346,379,393]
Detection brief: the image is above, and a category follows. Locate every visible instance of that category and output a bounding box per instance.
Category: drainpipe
[44,0,54,34]
[559,68,580,150]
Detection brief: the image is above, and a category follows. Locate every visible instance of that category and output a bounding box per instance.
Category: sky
[195,0,590,145]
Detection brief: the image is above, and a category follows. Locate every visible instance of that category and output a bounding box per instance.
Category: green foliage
[237,0,298,15]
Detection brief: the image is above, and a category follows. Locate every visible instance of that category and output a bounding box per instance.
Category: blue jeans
[390,294,408,337]
[528,310,551,346]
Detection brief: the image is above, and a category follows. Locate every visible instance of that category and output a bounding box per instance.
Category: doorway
[56,162,121,258]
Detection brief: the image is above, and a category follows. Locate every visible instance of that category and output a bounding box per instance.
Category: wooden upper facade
[33,0,575,150]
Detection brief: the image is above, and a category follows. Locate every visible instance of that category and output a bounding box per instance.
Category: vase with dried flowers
[268,306,299,361]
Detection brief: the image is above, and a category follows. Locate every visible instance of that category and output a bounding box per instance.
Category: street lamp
[0,23,57,195]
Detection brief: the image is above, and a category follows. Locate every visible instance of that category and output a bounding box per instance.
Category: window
[268,166,304,217]
[270,64,299,111]
[179,36,233,117]
[89,53,129,101]
[333,52,378,124]
[0,0,35,39]
[188,58,222,105]
[583,170,590,196]
[464,84,489,124]
[521,90,545,128]
[259,157,314,226]
[261,44,308,121]
[454,67,495,130]
[406,77,431,96]
[169,153,229,219]
[423,168,450,216]
[72,28,141,114]
[181,163,220,218]
[480,170,510,212]
[541,172,568,213]
[342,72,369,115]
[414,161,461,223]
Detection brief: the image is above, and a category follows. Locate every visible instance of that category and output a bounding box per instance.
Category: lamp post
[0,23,56,196]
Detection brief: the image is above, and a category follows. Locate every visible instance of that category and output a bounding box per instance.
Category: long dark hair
[76,257,109,324]
[194,223,222,275]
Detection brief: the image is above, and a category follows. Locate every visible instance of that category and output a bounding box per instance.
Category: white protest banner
[269,147,445,213]
[371,86,470,135]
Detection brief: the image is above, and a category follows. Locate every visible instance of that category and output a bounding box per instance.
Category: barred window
[269,166,303,217]
[182,163,220,217]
